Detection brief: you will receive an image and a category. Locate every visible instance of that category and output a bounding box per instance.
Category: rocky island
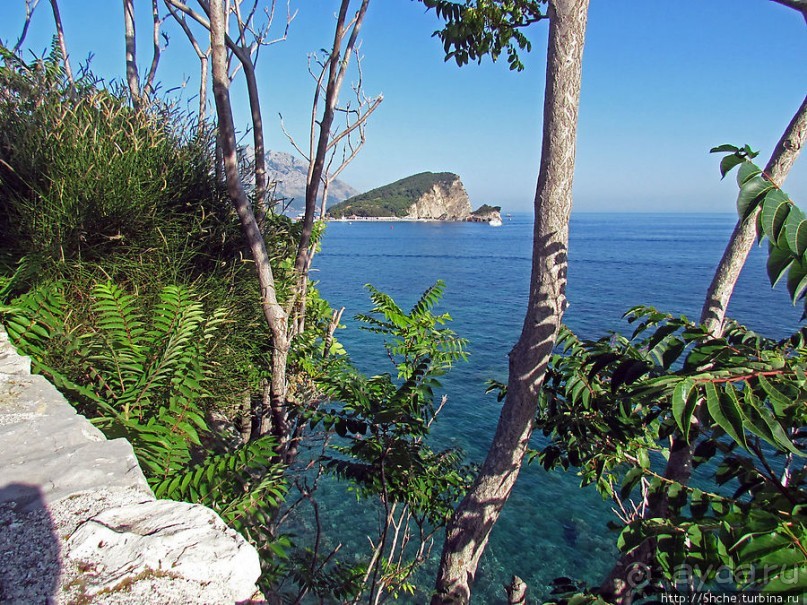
[327,172,502,223]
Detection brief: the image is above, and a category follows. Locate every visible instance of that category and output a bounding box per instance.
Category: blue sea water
[309,213,802,603]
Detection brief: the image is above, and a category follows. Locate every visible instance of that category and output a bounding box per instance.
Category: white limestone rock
[0,326,264,603]
[67,499,262,602]
[405,176,472,220]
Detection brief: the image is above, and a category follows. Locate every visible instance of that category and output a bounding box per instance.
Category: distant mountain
[265,151,359,215]
[327,172,473,219]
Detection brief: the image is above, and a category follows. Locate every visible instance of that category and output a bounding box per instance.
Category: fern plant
[2,278,224,480]
[2,275,292,584]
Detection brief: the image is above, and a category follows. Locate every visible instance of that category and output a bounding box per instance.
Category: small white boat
[489,217,503,227]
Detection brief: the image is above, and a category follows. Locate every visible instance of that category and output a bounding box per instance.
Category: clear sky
[1,1,805,212]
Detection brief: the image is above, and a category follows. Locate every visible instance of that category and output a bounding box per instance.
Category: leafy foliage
[421,0,547,71]
[2,278,227,479]
[309,282,472,600]
[0,44,240,288]
[536,310,806,596]
[154,434,290,583]
[712,145,807,310]
[315,281,470,520]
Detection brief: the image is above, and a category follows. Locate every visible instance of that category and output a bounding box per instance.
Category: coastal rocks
[67,500,261,601]
[0,326,263,604]
[404,175,472,220]
[466,204,503,225]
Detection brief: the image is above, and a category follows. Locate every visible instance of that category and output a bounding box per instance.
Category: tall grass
[0,45,238,287]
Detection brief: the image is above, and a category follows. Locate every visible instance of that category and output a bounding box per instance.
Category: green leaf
[710,144,741,154]
[719,154,744,179]
[736,161,762,186]
[610,359,650,392]
[786,259,807,302]
[671,378,697,441]
[737,175,773,220]
[620,467,643,500]
[759,564,807,595]
[705,382,746,448]
[784,205,807,258]
[768,244,795,287]
[757,375,793,415]
[760,189,792,243]
[737,532,794,562]
[743,391,803,456]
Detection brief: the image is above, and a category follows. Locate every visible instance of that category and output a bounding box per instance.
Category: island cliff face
[327,172,501,223]
[404,175,471,220]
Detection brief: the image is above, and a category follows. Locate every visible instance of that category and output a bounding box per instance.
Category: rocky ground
[0,327,264,604]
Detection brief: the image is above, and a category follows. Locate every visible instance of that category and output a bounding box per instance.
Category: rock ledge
[0,326,263,604]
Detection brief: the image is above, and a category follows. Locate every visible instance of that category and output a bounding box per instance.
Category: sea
[308,212,802,603]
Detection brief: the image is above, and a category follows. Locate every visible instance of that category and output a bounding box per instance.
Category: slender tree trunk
[209,0,290,443]
[123,0,141,107]
[198,55,208,129]
[599,95,807,605]
[700,95,807,336]
[431,2,590,602]
[294,0,370,276]
[242,63,269,223]
[48,0,74,86]
[142,0,162,99]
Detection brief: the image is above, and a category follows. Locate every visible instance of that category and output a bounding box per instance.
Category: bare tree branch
[294,0,371,276]
[142,0,165,98]
[123,0,142,106]
[166,0,295,220]
[165,0,210,126]
[13,0,41,54]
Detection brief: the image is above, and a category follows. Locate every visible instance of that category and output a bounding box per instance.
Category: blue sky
[1,1,804,212]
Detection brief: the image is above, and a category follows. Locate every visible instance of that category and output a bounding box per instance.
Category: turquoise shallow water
[308,213,802,603]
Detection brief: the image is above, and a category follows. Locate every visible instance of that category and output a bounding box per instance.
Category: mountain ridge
[265,150,359,214]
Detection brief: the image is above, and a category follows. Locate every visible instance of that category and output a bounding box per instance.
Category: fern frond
[91,282,146,352]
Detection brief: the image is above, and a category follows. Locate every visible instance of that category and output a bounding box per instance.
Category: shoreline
[326,216,453,222]
[325,215,504,223]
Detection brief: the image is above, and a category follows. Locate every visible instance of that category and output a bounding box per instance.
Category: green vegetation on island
[327,171,459,218]
[470,204,501,215]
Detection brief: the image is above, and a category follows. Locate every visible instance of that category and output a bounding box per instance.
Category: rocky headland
[326,172,503,223]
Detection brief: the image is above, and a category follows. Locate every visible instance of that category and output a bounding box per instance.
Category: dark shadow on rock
[0,483,61,604]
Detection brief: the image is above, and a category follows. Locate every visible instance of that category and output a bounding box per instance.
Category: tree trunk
[209,0,290,443]
[123,0,141,107]
[294,0,370,276]
[49,0,75,87]
[599,95,807,605]
[700,95,807,336]
[431,2,589,602]
[242,63,269,223]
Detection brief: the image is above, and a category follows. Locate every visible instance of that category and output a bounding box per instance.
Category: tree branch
[770,0,807,21]
[13,0,41,54]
